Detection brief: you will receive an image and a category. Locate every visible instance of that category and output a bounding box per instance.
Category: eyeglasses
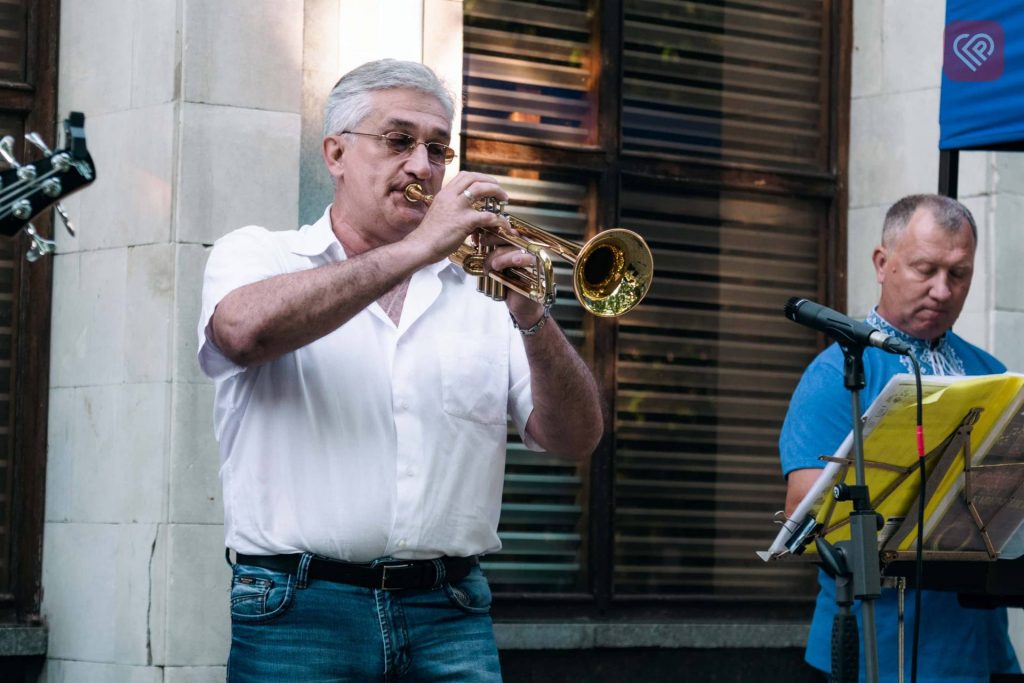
[341,131,456,166]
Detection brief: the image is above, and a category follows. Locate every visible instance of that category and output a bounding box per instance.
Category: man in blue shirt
[780,194,1021,682]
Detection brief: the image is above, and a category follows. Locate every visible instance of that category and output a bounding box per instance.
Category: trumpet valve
[479,196,506,215]
[462,240,488,277]
[482,276,506,301]
[462,253,487,276]
[467,242,506,300]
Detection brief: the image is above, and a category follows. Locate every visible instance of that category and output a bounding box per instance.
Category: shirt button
[398,539,406,548]
[406,468,414,477]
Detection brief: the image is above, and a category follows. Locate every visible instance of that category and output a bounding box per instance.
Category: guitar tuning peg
[23,132,75,237]
[25,132,52,155]
[24,224,56,263]
[0,135,36,181]
[0,135,19,167]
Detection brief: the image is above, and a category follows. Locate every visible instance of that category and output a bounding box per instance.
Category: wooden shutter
[614,182,820,596]
[0,109,25,604]
[610,0,834,598]
[622,0,828,171]
[464,0,844,607]
[0,213,14,601]
[463,0,598,148]
[0,0,59,623]
[0,1,28,83]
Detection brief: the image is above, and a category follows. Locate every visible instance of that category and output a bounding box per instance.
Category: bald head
[882,194,976,248]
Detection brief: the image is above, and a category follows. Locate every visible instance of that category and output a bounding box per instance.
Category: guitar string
[0,166,64,200]
[0,166,73,219]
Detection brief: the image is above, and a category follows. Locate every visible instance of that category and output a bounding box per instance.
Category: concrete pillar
[45,0,302,679]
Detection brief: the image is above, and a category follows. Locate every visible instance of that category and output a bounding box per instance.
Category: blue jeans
[227,554,502,682]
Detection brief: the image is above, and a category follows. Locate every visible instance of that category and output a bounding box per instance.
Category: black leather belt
[235,553,475,590]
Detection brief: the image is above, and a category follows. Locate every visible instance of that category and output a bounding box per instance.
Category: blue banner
[940,0,1024,149]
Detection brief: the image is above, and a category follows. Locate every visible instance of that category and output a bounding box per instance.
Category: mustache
[392,178,429,192]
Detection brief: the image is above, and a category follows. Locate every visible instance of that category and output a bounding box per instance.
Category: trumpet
[403,183,653,317]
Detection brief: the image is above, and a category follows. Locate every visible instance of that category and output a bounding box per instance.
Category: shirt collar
[289,206,341,258]
[865,307,943,348]
[432,259,464,279]
[866,307,965,376]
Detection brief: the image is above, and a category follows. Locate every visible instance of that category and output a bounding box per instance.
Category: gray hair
[322,59,455,137]
[882,194,977,246]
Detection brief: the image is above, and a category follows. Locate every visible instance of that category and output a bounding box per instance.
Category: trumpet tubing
[403,183,653,317]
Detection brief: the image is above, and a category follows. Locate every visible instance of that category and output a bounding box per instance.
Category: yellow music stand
[805,373,1024,561]
[756,372,1024,683]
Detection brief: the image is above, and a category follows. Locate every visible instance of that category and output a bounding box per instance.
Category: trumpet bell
[574,229,654,317]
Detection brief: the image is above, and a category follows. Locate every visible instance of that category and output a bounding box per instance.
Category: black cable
[908,353,924,683]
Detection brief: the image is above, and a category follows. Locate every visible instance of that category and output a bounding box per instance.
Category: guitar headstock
[0,112,96,261]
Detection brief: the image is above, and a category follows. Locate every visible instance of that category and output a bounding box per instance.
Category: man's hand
[483,243,548,328]
[404,171,511,265]
[414,173,549,326]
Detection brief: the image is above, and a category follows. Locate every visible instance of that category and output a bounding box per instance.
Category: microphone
[784,298,912,356]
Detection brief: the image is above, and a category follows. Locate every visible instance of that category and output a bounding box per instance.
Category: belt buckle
[380,563,411,590]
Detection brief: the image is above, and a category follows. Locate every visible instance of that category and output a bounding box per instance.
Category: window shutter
[614,183,821,597]
[622,0,828,171]
[463,0,597,148]
[463,0,841,607]
[0,1,28,84]
[0,113,25,607]
[0,233,12,594]
[0,0,59,622]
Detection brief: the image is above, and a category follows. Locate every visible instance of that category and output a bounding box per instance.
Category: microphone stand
[816,341,881,683]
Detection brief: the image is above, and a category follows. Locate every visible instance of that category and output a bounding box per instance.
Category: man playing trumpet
[198,58,602,680]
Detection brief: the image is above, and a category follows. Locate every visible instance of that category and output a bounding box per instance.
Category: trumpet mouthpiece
[404,183,431,204]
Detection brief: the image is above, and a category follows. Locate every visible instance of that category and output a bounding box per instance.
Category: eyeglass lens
[382,132,453,164]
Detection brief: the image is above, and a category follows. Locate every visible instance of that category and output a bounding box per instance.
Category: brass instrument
[403,183,653,317]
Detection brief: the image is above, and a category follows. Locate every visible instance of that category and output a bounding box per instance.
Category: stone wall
[43,1,303,680]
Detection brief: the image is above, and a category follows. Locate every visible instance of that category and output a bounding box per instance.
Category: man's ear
[872,245,887,285]
[323,135,344,180]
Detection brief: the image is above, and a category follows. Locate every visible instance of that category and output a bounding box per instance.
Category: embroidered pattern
[866,309,966,376]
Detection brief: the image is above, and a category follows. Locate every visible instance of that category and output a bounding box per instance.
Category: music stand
[761,372,1024,681]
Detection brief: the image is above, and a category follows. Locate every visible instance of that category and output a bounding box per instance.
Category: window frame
[462,0,852,619]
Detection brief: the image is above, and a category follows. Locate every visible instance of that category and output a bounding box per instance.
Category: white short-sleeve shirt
[198,207,537,561]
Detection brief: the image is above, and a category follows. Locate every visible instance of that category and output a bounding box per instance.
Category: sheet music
[760,373,1024,561]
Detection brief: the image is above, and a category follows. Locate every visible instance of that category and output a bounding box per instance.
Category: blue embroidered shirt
[779,310,1020,682]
